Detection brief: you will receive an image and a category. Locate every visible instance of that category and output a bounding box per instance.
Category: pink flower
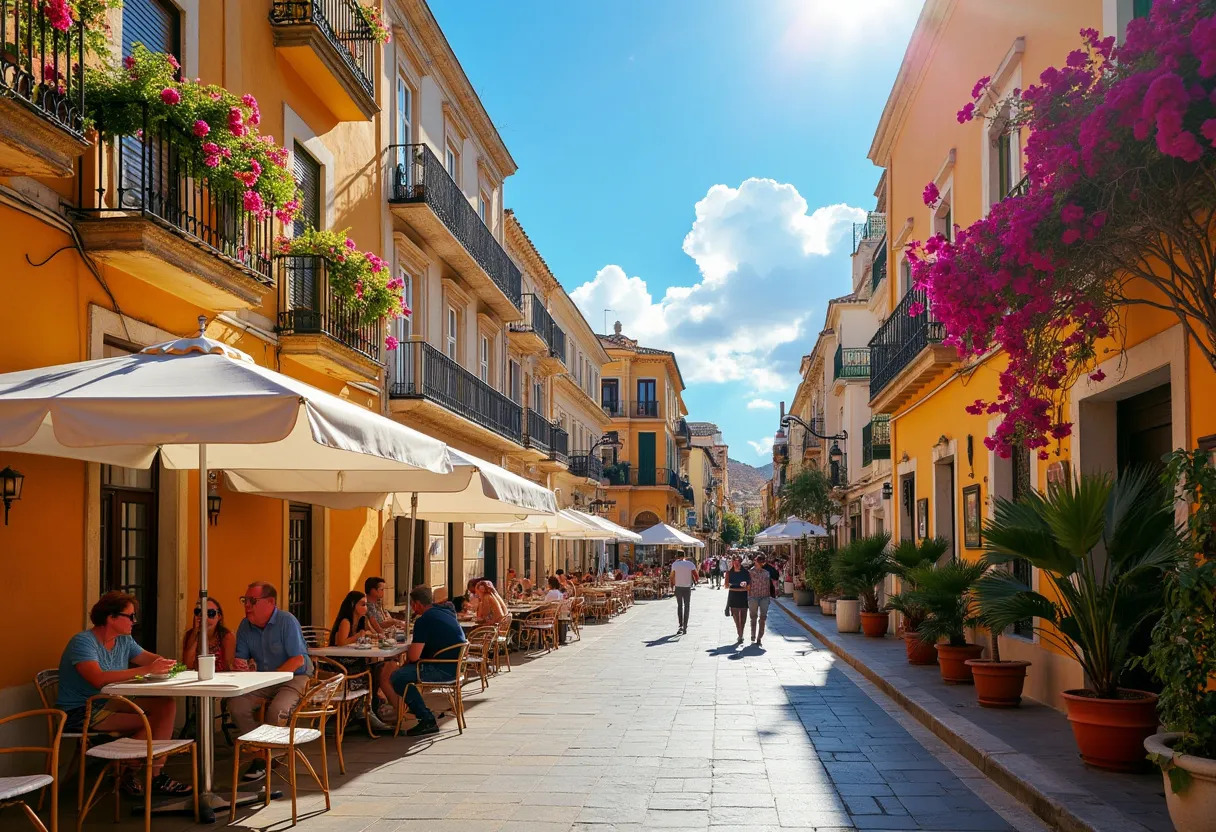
[1061,229,1081,245]
[160,87,181,106]
[384,335,400,351]
[193,120,210,137]
[201,142,220,154]
[344,238,357,251]
[167,55,180,71]
[970,76,991,99]
[43,0,73,30]
[209,91,223,101]
[242,190,264,214]
[956,102,976,123]
[123,56,137,70]
[241,93,258,110]
[922,182,940,207]
[1088,369,1106,382]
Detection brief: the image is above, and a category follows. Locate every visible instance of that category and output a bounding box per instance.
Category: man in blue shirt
[390,585,467,737]
[229,581,311,781]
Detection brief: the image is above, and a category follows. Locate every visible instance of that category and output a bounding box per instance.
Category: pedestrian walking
[747,553,777,646]
[669,551,698,634]
[710,556,722,589]
[724,555,750,644]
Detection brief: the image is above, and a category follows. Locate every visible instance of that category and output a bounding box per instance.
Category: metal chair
[0,709,65,832]
[313,657,374,775]
[300,626,330,648]
[520,603,559,653]
[393,643,470,736]
[77,695,198,832]
[463,626,496,692]
[34,671,117,785]
[229,674,344,827]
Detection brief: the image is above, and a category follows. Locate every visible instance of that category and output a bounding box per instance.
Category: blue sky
[431,0,921,462]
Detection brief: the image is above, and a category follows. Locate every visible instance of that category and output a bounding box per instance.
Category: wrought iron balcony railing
[871,235,888,292]
[852,212,886,254]
[276,255,382,361]
[869,288,945,398]
[510,293,567,361]
[525,408,554,453]
[1006,174,1029,200]
[548,319,567,362]
[1,0,85,138]
[601,398,625,417]
[800,417,824,453]
[569,453,603,481]
[79,104,274,280]
[831,452,849,488]
[631,400,660,419]
[269,0,377,98]
[388,143,522,308]
[550,426,569,465]
[861,415,891,467]
[390,341,522,444]
[608,467,680,488]
[834,345,871,380]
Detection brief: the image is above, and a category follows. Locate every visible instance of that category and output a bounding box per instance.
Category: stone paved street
[170,590,1047,832]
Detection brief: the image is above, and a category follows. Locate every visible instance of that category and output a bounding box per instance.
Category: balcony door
[288,504,313,624]
[100,465,159,650]
[289,143,323,314]
[394,78,412,194]
[120,0,180,210]
[638,432,656,486]
[601,379,619,411]
[636,379,656,418]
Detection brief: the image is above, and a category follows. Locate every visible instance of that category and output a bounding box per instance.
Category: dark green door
[638,432,656,486]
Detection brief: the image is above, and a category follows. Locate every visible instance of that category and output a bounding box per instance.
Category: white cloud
[748,437,775,457]
[747,398,777,410]
[571,177,864,393]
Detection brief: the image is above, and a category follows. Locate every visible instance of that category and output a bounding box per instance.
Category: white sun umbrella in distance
[474,508,604,538]
[0,320,456,812]
[637,521,705,567]
[755,515,828,545]
[566,509,643,544]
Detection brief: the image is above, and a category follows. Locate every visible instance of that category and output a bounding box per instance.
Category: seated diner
[389,586,467,737]
[472,580,508,625]
[181,597,235,673]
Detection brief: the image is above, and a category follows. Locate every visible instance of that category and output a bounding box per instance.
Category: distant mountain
[727,458,771,507]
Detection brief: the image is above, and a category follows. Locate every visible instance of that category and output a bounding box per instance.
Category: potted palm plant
[978,469,1181,770]
[1139,449,1216,830]
[966,582,1032,708]
[886,537,948,664]
[830,541,861,633]
[904,559,987,683]
[832,533,893,637]
[805,544,836,615]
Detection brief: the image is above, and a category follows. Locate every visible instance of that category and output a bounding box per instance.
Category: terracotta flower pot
[859,611,889,637]
[904,632,938,665]
[1144,732,1216,832]
[934,643,984,684]
[835,599,861,633]
[819,598,836,616]
[1062,689,1159,771]
[965,659,1031,708]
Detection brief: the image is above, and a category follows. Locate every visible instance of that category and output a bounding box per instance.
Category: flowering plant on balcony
[276,228,411,345]
[85,45,299,223]
[353,2,391,44]
[25,0,120,57]
[906,0,1216,458]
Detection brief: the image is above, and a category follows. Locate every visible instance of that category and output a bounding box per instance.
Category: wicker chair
[229,674,344,827]
[568,597,585,641]
[34,671,120,785]
[463,626,496,692]
[313,657,374,775]
[300,626,330,648]
[492,614,513,673]
[520,604,559,653]
[0,709,65,832]
[393,643,470,736]
[77,696,198,832]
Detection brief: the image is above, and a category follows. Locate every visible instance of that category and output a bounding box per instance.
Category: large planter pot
[859,611,889,637]
[1062,689,1159,771]
[835,599,861,633]
[965,659,1031,708]
[904,632,938,665]
[934,643,985,684]
[792,588,814,606]
[1144,732,1216,832]
[819,598,836,616]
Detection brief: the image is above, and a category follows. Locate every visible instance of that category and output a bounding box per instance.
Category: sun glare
[774,0,918,59]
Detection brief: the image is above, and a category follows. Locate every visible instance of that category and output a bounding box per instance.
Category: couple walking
[725,554,779,647]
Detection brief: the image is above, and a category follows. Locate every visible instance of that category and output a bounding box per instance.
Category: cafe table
[307,644,409,660]
[102,670,292,822]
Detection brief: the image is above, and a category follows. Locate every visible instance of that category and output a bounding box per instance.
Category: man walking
[710,555,722,589]
[669,551,698,634]
[747,554,778,646]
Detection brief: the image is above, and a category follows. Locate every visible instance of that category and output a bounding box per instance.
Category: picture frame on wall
[916,498,928,540]
[963,484,982,549]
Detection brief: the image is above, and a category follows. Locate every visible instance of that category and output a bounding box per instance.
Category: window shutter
[291,143,323,310]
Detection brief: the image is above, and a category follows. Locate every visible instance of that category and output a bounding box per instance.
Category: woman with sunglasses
[181,597,235,673]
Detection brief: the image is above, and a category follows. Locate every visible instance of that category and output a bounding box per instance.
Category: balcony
[630,400,660,419]
[0,0,88,177]
[74,107,274,311]
[601,398,625,418]
[675,417,692,447]
[524,408,554,454]
[800,417,824,459]
[852,212,887,255]
[606,466,681,489]
[831,452,849,488]
[869,288,955,413]
[388,143,522,319]
[550,426,569,466]
[569,453,603,483]
[276,256,382,382]
[861,415,891,468]
[833,346,871,382]
[269,0,378,121]
[871,236,888,293]
[389,340,523,448]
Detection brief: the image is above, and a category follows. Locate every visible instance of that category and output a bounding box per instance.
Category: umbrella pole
[196,444,216,804]
[404,492,418,631]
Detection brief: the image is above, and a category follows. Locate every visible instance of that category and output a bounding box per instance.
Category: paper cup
[197,655,215,681]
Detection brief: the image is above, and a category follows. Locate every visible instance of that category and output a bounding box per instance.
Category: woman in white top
[543,575,565,601]
[543,576,571,644]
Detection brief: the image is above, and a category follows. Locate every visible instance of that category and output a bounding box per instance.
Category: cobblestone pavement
[160,590,1049,832]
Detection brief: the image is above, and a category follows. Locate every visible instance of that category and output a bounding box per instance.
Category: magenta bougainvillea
[907,0,1216,458]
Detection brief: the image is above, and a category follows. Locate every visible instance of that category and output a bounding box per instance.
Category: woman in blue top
[57,591,191,796]
[724,556,750,645]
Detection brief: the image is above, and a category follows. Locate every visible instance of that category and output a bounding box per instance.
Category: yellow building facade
[866,0,1214,711]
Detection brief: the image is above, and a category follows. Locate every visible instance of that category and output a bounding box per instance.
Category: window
[478,192,489,225]
[532,380,545,413]
[395,77,413,189]
[446,306,458,360]
[396,268,413,339]
[479,335,490,383]
[1134,0,1152,17]
[508,360,521,403]
[291,144,323,311]
[601,379,619,410]
[933,188,953,242]
[445,144,460,184]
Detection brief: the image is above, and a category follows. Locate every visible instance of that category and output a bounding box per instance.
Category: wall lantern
[0,466,24,525]
[207,470,222,526]
[829,441,843,460]
[882,482,893,500]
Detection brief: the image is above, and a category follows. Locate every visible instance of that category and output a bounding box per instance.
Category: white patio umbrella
[474,508,605,538]
[565,509,643,544]
[755,515,828,545]
[637,521,705,566]
[0,321,458,813]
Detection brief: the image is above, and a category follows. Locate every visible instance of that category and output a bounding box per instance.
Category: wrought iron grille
[862,416,891,467]
[871,235,888,291]
[869,288,945,398]
[631,400,659,418]
[569,454,603,481]
[389,341,522,444]
[388,142,523,308]
[851,211,887,254]
[269,0,376,98]
[550,426,569,465]
[276,255,382,361]
[834,345,871,380]
[831,452,849,488]
[525,408,553,453]
[0,0,85,138]
[78,104,274,281]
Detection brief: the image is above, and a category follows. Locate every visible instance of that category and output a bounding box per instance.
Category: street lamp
[781,414,847,449]
[0,466,24,525]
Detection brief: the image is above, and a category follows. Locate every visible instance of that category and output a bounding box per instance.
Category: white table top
[102,670,293,698]
[308,644,409,659]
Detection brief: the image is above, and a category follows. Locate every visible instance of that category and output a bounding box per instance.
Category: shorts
[748,597,771,616]
[63,700,116,734]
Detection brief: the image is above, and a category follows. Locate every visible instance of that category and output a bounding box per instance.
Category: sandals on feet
[152,774,193,795]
